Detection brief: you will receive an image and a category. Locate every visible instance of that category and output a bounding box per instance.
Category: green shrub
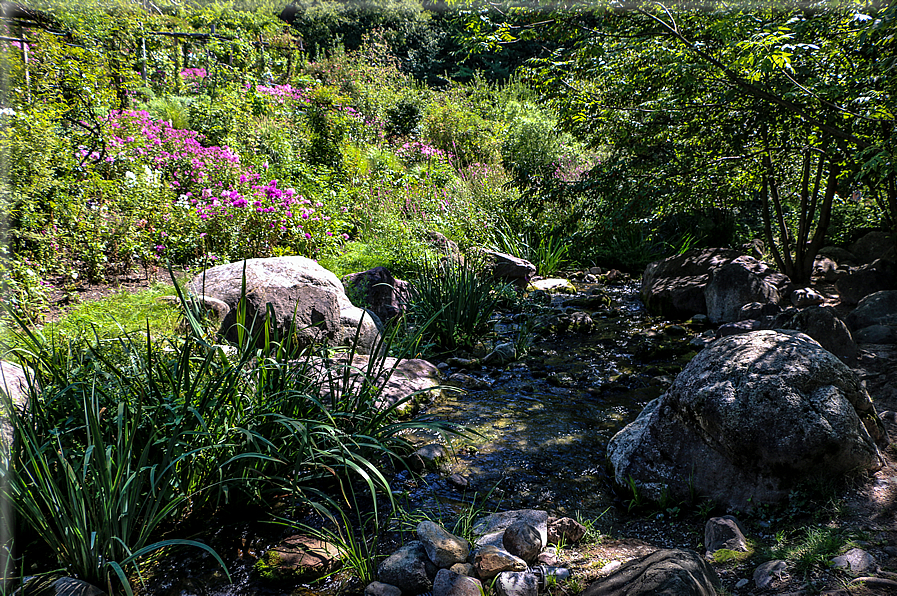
[423,101,503,167]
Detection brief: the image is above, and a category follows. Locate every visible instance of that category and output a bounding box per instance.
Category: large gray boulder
[479,250,536,287]
[835,255,897,305]
[849,231,893,264]
[1,361,33,453]
[846,290,897,333]
[582,549,720,596]
[642,248,787,320]
[188,256,381,353]
[607,330,886,510]
[704,256,780,324]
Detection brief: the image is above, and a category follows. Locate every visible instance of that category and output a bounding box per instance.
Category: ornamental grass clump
[407,256,512,353]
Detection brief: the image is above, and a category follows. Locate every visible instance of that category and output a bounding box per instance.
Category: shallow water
[143,280,698,595]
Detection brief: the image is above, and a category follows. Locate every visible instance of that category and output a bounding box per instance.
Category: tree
[450,1,897,282]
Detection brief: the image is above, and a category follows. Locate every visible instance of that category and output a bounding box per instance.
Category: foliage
[766,526,847,578]
[406,256,511,353]
[0,277,459,591]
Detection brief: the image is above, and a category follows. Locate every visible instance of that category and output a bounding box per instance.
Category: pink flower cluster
[181,68,208,80]
[397,141,452,162]
[88,110,241,191]
[254,84,309,104]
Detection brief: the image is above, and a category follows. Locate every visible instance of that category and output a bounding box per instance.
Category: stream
[144,278,702,596]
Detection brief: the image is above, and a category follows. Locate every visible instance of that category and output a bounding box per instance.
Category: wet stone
[417,521,470,568]
[502,521,542,564]
[495,571,538,596]
[433,569,483,596]
[365,581,402,596]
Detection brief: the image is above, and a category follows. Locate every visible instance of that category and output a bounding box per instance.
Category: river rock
[1,361,33,453]
[409,444,448,474]
[342,267,411,323]
[377,541,437,596]
[831,548,876,573]
[813,256,839,281]
[495,571,538,596]
[836,256,897,305]
[607,330,886,510]
[704,516,748,557]
[366,581,402,596]
[473,510,549,550]
[528,279,576,294]
[257,535,341,581]
[753,560,787,589]
[449,562,474,576]
[188,256,382,353]
[473,545,527,581]
[502,521,542,565]
[446,372,491,390]
[480,250,536,287]
[704,257,780,324]
[547,517,587,546]
[847,290,897,332]
[484,342,517,365]
[557,312,594,334]
[433,569,483,596]
[849,231,893,264]
[777,305,857,364]
[582,548,720,596]
[417,521,469,568]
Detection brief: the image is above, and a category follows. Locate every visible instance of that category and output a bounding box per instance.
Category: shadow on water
[395,281,690,521]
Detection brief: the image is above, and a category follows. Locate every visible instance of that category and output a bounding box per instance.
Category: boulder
[849,231,893,264]
[187,256,382,353]
[582,549,720,596]
[641,248,787,320]
[817,246,859,267]
[835,257,897,305]
[607,330,886,510]
[256,535,341,581]
[704,516,748,557]
[855,325,897,344]
[777,305,857,364]
[704,257,781,324]
[417,521,469,568]
[502,522,542,565]
[791,287,825,307]
[342,267,411,323]
[480,250,536,288]
[17,576,106,596]
[426,231,462,258]
[547,517,587,546]
[378,541,437,596]
[846,290,897,332]
[495,571,538,596]
[433,569,483,596]
[1,361,33,452]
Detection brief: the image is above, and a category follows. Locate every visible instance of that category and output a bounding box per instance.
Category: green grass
[766,526,847,577]
[1,282,182,349]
